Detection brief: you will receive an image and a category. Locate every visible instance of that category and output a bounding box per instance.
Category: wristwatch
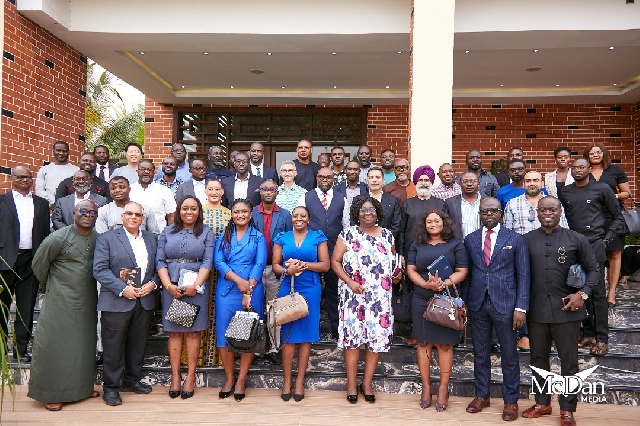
[578,291,588,300]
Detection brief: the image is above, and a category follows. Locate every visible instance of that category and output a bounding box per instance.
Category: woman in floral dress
[331,195,402,404]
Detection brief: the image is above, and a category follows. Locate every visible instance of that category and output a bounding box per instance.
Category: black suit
[250,164,279,183]
[220,175,263,208]
[55,175,110,201]
[0,191,50,357]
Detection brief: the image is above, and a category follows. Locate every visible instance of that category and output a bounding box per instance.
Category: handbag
[225,310,266,353]
[423,283,467,331]
[391,276,412,322]
[164,299,200,328]
[566,263,586,289]
[621,197,640,236]
[266,273,309,327]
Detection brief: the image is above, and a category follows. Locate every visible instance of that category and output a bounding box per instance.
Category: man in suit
[298,167,346,339]
[444,171,484,239]
[249,142,279,182]
[0,166,50,362]
[93,145,113,182]
[455,150,500,198]
[252,179,292,364]
[464,197,530,422]
[92,201,158,406]
[494,147,524,188]
[55,152,110,201]
[333,160,368,203]
[52,170,109,230]
[221,151,262,208]
[175,157,208,205]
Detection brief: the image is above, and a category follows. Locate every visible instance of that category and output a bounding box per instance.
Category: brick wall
[366,105,410,159]
[143,98,173,165]
[0,1,86,192]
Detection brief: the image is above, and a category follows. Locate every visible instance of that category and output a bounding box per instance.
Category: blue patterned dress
[337,226,394,353]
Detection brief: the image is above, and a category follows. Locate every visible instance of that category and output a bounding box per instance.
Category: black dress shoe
[12,352,31,363]
[181,390,194,399]
[121,381,152,394]
[346,394,358,404]
[267,352,282,365]
[95,353,103,365]
[359,384,375,403]
[490,342,500,353]
[168,389,180,399]
[234,392,245,401]
[293,393,305,402]
[102,390,122,406]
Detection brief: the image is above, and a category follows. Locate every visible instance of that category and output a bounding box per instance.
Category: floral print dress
[337,226,394,353]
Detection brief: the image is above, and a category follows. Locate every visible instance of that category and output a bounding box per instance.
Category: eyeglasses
[537,207,559,214]
[317,175,333,180]
[588,151,603,157]
[508,167,525,173]
[394,165,408,171]
[528,207,536,222]
[72,177,91,182]
[260,187,277,193]
[171,148,186,153]
[572,165,588,170]
[190,167,206,172]
[123,211,144,218]
[138,167,154,173]
[280,169,295,173]
[162,162,176,166]
[78,208,98,217]
[558,247,566,264]
[461,179,478,184]
[13,175,33,180]
[234,159,248,164]
[479,208,501,215]
[360,207,377,214]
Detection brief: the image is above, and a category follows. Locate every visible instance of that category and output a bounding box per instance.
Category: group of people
[0,138,629,426]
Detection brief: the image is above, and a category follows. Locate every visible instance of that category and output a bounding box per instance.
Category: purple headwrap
[413,165,435,185]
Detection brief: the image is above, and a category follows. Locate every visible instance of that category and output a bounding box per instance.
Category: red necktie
[321,192,328,210]
[483,229,493,266]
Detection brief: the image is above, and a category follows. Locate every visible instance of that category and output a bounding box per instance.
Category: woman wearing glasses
[331,196,402,404]
[584,142,630,306]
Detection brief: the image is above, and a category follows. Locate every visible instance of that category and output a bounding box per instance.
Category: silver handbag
[266,274,309,327]
[225,312,265,353]
[164,299,200,328]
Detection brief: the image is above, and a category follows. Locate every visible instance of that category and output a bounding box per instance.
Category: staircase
[9,281,640,405]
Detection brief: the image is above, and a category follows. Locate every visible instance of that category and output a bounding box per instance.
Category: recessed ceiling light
[613,83,618,86]
[203,52,209,55]
[533,49,539,53]
[140,52,145,55]
[465,50,470,54]
[555,84,560,87]
[331,52,337,55]
[250,69,264,74]
[500,84,504,87]
[609,46,615,50]
[281,86,286,89]
[397,51,402,54]
[230,85,234,89]
[267,52,272,56]
[333,85,337,89]
[385,85,390,89]
[181,85,185,89]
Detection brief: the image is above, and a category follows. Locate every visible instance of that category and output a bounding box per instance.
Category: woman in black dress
[407,209,468,412]
[584,142,630,306]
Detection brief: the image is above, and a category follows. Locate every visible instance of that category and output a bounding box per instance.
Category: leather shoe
[517,336,530,351]
[560,410,576,426]
[267,352,282,365]
[121,381,152,394]
[577,336,595,349]
[466,397,491,413]
[12,352,31,363]
[45,402,62,411]
[102,390,122,406]
[502,403,519,421]
[522,403,552,418]
[490,342,500,353]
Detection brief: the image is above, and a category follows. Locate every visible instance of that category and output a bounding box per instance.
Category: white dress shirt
[481,223,500,258]
[13,190,34,249]
[234,175,250,200]
[130,182,177,232]
[192,179,208,206]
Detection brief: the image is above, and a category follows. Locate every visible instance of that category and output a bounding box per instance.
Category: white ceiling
[17,0,640,105]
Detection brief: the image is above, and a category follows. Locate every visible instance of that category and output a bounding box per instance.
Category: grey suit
[174,179,198,203]
[92,227,158,391]
[52,193,108,230]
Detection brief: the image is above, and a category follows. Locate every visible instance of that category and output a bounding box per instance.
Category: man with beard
[35,141,79,207]
[497,159,545,209]
[333,160,368,204]
[455,149,499,198]
[357,145,373,184]
[330,146,347,185]
[317,153,331,168]
[495,147,524,188]
[56,152,110,200]
[444,171,484,239]
[383,158,417,205]
[522,196,599,426]
[293,139,321,190]
[297,167,346,339]
[129,159,176,233]
[154,156,183,196]
[249,142,279,181]
[93,145,113,182]
[464,197,530,422]
[397,165,445,262]
[154,143,191,182]
[558,157,624,356]
[206,145,233,181]
[355,167,401,241]
[380,149,396,185]
[432,163,462,201]
[220,151,263,207]
[175,158,209,206]
[52,170,108,230]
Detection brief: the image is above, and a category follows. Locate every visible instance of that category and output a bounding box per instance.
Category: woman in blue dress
[271,206,330,402]
[214,199,267,402]
[156,196,215,399]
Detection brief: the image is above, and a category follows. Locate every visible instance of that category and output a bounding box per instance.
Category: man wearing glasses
[496,159,545,210]
[175,158,209,206]
[220,151,263,208]
[55,152,110,201]
[154,156,183,196]
[130,159,176,233]
[0,167,50,363]
[382,158,417,206]
[52,170,108,230]
[275,161,307,213]
[154,143,191,182]
[455,149,500,198]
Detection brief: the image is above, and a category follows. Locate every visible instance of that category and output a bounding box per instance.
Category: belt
[165,258,202,263]
[17,249,32,254]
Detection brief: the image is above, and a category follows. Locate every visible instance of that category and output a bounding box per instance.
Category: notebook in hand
[120,267,142,288]
[427,255,453,280]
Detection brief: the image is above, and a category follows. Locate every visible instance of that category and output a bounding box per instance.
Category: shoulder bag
[225,309,266,354]
[423,283,467,331]
[622,197,640,236]
[266,273,309,327]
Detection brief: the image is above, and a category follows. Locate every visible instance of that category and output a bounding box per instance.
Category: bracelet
[163,283,171,290]
[243,293,251,298]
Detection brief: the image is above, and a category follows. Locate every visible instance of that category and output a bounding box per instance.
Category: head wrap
[413,165,435,185]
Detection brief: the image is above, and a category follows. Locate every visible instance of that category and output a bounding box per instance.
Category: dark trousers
[469,294,520,404]
[621,245,640,276]
[0,250,39,356]
[101,300,153,390]
[581,263,608,343]
[529,320,580,411]
[323,268,339,333]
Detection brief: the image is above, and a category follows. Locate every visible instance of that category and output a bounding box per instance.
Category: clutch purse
[225,310,266,353]
[164,299,200,328]
[423,284,467,331]
[427,255,453,280]
[566,263,586,289]
[267,273,309,327]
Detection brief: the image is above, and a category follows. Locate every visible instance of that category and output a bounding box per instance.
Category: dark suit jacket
[220,175,263,208]
[251,165,279,183]
[495,171,510,188]
[333,182,368,198]
[175,180,197,202]
[252,204,293,257]
[93,227,158,312]
[0,192,50,271]
[55,176,110,201]
[443,193,486,239]
[463,225,530,315]
[52,193,109,230]
[344,192,401,241]
[306,189,344,254]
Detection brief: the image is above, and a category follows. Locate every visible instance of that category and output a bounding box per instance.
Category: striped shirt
[503,194,569,235]
[460,195,482,237]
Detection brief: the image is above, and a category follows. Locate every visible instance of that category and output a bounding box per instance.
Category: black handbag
[391,276,412,322]
[225,310,266,354]
[621,197,640,236]
[566,264,586,289]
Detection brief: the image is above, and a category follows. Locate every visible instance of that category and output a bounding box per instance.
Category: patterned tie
[99,165,105,181]
[256,167,261,178]
[321,192,328,210]
[483,229,493,266]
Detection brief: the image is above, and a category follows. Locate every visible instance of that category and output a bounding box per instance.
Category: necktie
[99,165,105,181]
[256,167,261,178]
[483,229,493,266]
[321,192,328,210]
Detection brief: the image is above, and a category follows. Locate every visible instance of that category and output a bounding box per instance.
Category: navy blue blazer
[93,227,159,312]
[251,165,279,183]
[463,226,530,315]
[305,189,344,254]
[252,204,293,253]
[333,182,368,198]
[220,175,263,209]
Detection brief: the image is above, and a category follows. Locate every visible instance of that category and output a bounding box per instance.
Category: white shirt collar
[12,190,32,199]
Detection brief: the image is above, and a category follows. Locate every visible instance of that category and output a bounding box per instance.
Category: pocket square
[502,246,512,250]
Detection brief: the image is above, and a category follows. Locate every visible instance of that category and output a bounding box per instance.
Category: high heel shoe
[168,389,180,399]
[346,393,358,404]
[181,375,195,399]
[359,383,375,403]
[233,392,245,401]
[435,393,449,412]
[420,383,432,408]
[219,382,235,399]
[281,388,292,402]
[293,393,305,402]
